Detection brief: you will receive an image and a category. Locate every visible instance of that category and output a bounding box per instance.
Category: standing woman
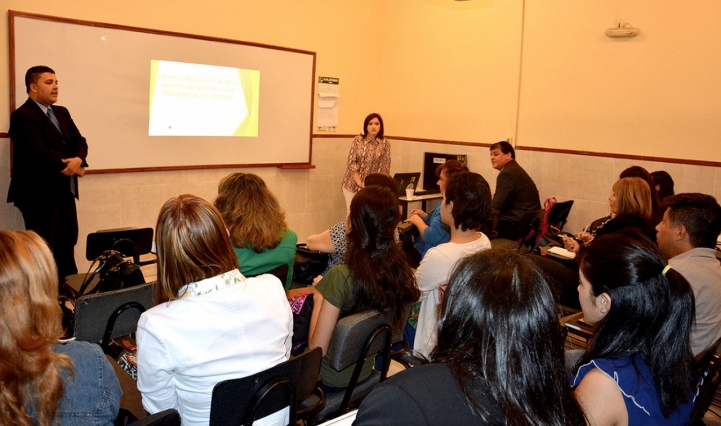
[0,230,122,426]
[341,113,391,213]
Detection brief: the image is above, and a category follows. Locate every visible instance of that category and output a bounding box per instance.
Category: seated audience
[0,230,122,426]
[488,141,541,239]
[406,160,470,257]
[413,172,492,357]
[566,176,656,251]
[306,173,400,274]
[214,173,297,289]
[572,230,697,425]
[651,170,676,201]
[537,177,656,309]
[354,249,585,425]
[137,195,292,426]
[308,186,420,389]
[620,165,664,225]
[656,193,721,355]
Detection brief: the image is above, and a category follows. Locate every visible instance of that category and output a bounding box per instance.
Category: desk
[398,193,443,219]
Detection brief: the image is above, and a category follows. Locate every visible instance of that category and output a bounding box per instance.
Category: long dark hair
[434,249,584,425]
[576,230,696,417]
[346,186,419,327]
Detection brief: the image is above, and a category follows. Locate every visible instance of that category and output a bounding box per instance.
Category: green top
[315,265,374,388]
[233,229,297,289]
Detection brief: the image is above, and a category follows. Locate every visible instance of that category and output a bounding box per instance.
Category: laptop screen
[392,172,421,196]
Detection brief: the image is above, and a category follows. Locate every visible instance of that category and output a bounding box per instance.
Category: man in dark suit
[8,65,88,282]
[489,141,541,239]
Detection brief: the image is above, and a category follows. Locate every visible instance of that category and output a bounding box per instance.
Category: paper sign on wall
[317,76,339,131]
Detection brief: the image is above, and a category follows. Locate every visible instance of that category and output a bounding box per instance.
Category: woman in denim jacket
[0,230,122,426]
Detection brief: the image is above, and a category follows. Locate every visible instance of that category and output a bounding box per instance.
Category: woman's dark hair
[364,173,397,195]
[443,172,491,231]
[361,113,384,140]
[346,186,419,327]
[434,249,584,425]
[620,166,663,224]
[651,170,675,201]
[435,159,469,179]
[576,229,696,417]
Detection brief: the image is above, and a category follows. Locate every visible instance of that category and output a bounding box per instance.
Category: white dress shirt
[137,269,293,426]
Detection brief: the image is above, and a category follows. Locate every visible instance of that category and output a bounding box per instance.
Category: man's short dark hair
[489,141,515,159]
[444,172,491,232]
[665,193,721,249]
[25,66,55,93]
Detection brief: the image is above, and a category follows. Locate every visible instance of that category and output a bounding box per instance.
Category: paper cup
[405,188,414,199]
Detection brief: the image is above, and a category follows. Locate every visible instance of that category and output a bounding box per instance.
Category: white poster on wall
[317,76,339,131]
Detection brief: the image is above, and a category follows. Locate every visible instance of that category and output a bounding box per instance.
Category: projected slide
[148,60,260,136]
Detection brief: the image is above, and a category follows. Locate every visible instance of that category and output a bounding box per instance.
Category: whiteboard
[10,12,316,171]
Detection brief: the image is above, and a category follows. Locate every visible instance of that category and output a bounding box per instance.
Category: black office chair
[246,263,290,287]
[74,281,156,343]
[546,200,574,232]
[64,227,155,297]
[687,337,721,425]
[311,310,393,423]
[116,408,180,426]
[209,347,324,426]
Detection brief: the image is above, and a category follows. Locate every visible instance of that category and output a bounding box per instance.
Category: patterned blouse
[341,135,391,193]
[177,268,246,298]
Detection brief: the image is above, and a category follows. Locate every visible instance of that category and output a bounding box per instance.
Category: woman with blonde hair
[536,177,656,309]
[137,195,292,426]
[565,177,656,253]
[0,230,122,426]
[214,173,297,289]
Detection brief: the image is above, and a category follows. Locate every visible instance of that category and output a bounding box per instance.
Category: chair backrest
[209,347,323,426]
[325,310,392,372]
[247,263,289,286]
[132,408,181,426]
[86,227,154,265]
[547,200,574,231]
[324,310,393,413]
[688,337,721,424]
[515,209,546,250]
[75,281,156,342]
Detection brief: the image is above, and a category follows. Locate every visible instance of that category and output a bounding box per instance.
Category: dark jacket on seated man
[492,159,541,223]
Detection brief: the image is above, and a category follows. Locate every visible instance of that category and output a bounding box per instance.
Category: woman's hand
[578,231,594,245]
[562,236,581,254]
[312,275,324,286]
[411,209,428,219]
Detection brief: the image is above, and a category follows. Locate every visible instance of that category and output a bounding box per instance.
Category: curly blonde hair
[214,173,288,253]
[0,230,74,426]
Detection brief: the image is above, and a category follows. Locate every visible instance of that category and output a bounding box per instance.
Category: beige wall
[2,0,721,270]
[518,0,721,161]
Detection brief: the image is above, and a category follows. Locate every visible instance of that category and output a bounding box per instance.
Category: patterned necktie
[47,107,62,133]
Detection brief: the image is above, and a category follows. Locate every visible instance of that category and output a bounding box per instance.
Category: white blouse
[137,269,293,426]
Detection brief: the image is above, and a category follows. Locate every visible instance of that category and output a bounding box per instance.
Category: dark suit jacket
[492,159,541,222]
[7,98,88,206]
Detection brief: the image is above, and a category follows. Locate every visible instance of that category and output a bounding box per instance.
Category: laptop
[392,172,421,196]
